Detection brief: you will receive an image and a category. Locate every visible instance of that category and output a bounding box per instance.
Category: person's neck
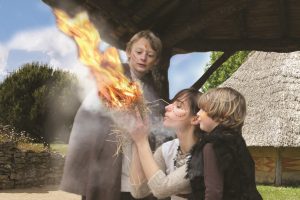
[208,123,220,134]
[130,68,146,80]
[176,126,197,154]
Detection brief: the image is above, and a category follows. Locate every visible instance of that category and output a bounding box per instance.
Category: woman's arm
[135,141,190,199]
[130,144,147,185]
[130,113,190,198]
[129,111,160,198]
[129,143,151,198]
[134,138,190,198]
[135,137,161,179]
[203,143,224,200]
[130,111,161,180]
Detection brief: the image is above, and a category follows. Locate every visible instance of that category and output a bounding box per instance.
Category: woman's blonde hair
[198,87,246,129]
[126,30,162,61]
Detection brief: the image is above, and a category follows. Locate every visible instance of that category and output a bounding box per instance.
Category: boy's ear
[191,116,199,125]
[126,51,130,60]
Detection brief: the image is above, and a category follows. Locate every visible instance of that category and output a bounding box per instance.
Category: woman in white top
[129,88,202,200]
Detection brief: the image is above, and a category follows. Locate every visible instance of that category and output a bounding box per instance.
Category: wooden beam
[176,38,300,53]
[278,0,289,38]
[163,0,251,48]
[130,0,169,23]
[139,0,185,30]
[192,51,235,90]
[86,0,139,33]
[118,0,189,51]
[238,9,248,39]
[275,148,282,186]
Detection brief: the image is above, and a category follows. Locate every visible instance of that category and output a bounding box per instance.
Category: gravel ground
[0,185,81,200]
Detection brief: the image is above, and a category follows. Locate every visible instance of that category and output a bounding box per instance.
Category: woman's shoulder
[161,138,179,160]
[162,138,179,151]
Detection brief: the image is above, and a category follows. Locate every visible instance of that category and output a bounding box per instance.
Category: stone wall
[0,142,65,189]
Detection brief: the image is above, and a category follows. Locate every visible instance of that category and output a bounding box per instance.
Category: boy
[187,87,262,200]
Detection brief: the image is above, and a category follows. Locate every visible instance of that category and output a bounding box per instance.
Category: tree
[0,63,81,145]
[202,51,250,91]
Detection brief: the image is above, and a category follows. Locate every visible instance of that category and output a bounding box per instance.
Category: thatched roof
[222,51,300,147]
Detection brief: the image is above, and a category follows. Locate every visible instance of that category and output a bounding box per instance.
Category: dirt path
[0,185,81,200]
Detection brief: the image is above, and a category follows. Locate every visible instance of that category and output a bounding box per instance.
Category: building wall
[281,148,300,185]
[249,147,300,185]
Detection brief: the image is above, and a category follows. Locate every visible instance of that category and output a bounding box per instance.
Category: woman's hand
[130,109,150,145]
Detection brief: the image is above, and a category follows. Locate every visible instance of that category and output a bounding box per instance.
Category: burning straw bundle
[53,9,150,155]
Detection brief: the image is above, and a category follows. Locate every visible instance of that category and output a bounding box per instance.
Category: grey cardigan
[60,64,161,200]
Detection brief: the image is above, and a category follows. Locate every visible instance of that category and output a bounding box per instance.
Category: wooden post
[275,148,282,186]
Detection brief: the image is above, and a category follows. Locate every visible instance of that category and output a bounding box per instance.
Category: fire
[53,9,143,109]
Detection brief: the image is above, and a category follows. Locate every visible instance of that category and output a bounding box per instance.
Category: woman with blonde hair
[61,30,163,200]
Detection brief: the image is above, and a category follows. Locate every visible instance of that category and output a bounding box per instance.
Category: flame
[53,9,142,109]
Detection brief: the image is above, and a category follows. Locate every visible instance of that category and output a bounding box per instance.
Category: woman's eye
[148,54,154,58]
[176,102,183,109]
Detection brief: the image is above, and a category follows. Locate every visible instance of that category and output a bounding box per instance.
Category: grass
[258,185,300,200]
[50,143,68,155]
[16,143,47,153]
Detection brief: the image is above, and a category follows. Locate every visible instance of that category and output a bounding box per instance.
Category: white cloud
[0,26,98,99]
[8,26,76,59]
[0,43,9,81]
[0,43,8,70]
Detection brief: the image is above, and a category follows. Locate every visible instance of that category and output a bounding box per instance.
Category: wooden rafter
[130,0,169,24]
[86,0,139,34]
[139,0,185,30]
[162,0,252,49]
[192,51,235,90]
[238,9,248,39]
[278,0,289,38]
[176,38,300,52]
[117,0,177,45]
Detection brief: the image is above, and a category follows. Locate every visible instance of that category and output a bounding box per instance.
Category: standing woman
[129,88,203,200]
[60,30,163,200]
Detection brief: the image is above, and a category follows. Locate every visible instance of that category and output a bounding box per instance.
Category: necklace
[173,146,190,169]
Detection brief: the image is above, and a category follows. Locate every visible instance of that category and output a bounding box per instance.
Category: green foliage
[0,63,81,145]
[257,185,300,200]
[202,51,250,91]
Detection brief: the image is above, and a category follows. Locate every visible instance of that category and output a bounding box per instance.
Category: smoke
[79,89,175,140]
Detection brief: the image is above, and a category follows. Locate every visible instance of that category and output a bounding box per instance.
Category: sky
[0,0,210,99]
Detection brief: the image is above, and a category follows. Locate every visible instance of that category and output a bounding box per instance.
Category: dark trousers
[82,193,164,200]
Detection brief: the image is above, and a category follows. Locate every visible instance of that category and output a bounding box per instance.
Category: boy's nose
[140,52,147,61]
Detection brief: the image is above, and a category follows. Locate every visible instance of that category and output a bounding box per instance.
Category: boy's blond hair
[126,30,162,62]
[198,87,246,129]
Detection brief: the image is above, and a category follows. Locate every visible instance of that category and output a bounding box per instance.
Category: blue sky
[0,0,210,99]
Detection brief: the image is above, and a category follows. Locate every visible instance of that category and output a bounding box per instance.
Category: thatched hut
[222,51,300,185]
